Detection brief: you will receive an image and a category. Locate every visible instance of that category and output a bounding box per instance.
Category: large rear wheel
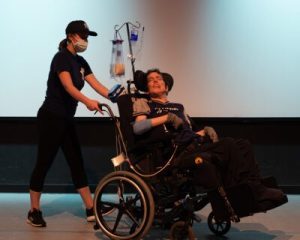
[94,171,155,240]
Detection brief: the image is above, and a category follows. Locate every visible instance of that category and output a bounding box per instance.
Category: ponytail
[58,38,68,50]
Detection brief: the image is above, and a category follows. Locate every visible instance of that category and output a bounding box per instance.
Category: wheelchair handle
[98,102,128,160]
[98,103,116,120]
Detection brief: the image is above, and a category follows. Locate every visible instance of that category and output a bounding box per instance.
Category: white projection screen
[1,0,300,117]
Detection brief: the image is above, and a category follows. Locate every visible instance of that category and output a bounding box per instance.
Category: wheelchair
[93,83,288,240]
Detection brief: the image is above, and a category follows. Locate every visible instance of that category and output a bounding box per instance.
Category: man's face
[147,72,168,97]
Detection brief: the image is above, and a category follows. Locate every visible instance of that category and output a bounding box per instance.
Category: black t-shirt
[41,48,92,117]
[148,100,188,124]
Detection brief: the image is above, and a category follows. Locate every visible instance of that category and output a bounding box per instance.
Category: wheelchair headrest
[134,69,174,92]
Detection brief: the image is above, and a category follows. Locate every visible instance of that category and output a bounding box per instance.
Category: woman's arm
[59,71,101,112]
[85,73,109,99]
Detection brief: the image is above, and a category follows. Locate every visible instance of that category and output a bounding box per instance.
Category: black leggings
[29,108,88,192]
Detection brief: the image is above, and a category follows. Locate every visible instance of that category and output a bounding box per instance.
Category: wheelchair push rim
[93,171,155,240]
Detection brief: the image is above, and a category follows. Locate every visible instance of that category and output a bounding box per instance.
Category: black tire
[207,211,231,236]
[93,171,155,240]
[170,221,196,240]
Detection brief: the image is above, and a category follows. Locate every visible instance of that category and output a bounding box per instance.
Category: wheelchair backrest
[116,94,136,152]
[116,93,155,152]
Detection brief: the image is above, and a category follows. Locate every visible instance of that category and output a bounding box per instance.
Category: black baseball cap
[65,20,97,36]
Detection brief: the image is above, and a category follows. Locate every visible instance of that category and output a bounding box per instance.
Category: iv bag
[130,26,144,60]
[130,28,139,42]
[110,39,125,79]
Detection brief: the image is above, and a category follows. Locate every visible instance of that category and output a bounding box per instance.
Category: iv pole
[114,21,142,93]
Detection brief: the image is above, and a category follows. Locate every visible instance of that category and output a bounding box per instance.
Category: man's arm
[136,114,168,126]
[133,114,168,135]
[133,113,183,135]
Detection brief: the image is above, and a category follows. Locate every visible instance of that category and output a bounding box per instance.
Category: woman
[27,20,111,227]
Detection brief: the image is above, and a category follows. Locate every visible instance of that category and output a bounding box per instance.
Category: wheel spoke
[125,208,141,226]
[100,201,118,208]
[112,209,124,233]
[117,181,125,200]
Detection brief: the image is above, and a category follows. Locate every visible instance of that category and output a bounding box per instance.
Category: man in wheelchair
[93,68,288,240]
[131,68,287,214]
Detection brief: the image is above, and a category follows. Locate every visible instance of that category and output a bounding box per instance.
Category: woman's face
[68,33,89,53]
[69,33,88,44]
[147,72,168,97]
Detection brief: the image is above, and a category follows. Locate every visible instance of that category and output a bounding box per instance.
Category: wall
[2,0,300,118]
[0,117,299,193]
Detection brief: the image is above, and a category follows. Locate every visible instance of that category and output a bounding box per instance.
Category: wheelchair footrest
[209,183,256,220]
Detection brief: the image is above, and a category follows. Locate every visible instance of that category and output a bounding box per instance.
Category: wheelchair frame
[92,98,237,240]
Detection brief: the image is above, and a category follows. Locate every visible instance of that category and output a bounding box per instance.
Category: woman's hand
[85,99,102,113]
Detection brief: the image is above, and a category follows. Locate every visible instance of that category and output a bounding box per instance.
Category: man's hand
[204,126,219,142]
[166,112,184,129]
